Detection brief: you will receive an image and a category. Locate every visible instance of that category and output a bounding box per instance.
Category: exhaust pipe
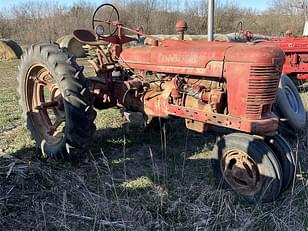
[208,0,214,41]
[303,20,308,36]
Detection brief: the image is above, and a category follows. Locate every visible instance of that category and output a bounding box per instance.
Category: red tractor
[228,24,307,131]
[17,4,295,202]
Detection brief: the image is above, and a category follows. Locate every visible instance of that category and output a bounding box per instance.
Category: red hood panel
[120,42,230,77]
[120,45,227,67]
[119,41,284,77]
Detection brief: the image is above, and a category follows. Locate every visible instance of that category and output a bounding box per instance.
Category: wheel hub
[222,149,261,196]
[25,64,65,144]
[50,85,65,117]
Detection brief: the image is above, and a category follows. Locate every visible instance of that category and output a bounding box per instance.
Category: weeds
[0,59,307,230]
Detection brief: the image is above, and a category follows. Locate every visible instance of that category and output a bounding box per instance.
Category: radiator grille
[247,65,280,118]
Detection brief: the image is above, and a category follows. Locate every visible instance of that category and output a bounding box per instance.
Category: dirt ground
[0,58,308,231]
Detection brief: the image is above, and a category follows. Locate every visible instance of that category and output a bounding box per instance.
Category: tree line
[0,0,306,45]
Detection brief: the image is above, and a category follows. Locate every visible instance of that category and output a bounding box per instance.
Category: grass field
[0,58,308,230]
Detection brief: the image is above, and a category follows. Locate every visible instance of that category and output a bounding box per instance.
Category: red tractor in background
[17,4,295,202]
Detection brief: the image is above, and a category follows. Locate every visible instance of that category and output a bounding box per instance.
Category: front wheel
[276,74,306,130]
[211,133,283,202]
[17,43,96,160]
[265,134,295,193]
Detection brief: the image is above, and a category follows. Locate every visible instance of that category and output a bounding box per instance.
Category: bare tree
[272,0,308,18]
[2,0,308,45]
[270,0,306,34]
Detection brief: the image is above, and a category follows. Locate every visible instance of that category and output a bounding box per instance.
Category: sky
[0,0,271,11]
[234,0,269,11]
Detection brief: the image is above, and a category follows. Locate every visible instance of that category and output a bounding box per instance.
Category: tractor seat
[73,30,107,46]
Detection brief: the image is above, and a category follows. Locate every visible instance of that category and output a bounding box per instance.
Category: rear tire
[17,43,96,160]
[212,133,282,202]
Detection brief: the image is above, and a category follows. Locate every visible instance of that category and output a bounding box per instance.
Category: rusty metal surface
[175,20,188,40]
[222,148,262,196]
[25,64,65,144]
[224,63,281,120]
[119,45,226,77]
[72,7,285,136]
[167,104,279,135]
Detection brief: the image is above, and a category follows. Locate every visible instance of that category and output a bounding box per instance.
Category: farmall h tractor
[17,4,295,202]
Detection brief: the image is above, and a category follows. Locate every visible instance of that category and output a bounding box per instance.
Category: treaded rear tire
[17,43,96,160]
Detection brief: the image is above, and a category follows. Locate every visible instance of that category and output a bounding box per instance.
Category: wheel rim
[221,148,262,196]
[25,64,65,145]
[284,85,299,113]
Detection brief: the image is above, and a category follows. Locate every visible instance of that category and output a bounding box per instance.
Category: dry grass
[0,59,308,230]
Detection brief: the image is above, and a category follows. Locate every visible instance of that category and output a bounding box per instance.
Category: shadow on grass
[0,119,306,230]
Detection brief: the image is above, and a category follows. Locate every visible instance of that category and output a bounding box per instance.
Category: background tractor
[17,3,295,202]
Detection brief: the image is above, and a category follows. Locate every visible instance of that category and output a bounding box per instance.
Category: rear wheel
[212,133,282,202]
[17,43,96,160]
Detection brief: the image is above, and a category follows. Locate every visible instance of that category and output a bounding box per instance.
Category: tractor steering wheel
[92,3,120,37]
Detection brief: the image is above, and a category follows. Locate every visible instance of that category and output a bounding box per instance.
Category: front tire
[17,43,96,160]
[265,135,295,192]
[277,74,306,130]
[212,133,282,202]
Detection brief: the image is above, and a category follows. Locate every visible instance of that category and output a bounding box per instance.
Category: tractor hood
[119,40,285,77]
